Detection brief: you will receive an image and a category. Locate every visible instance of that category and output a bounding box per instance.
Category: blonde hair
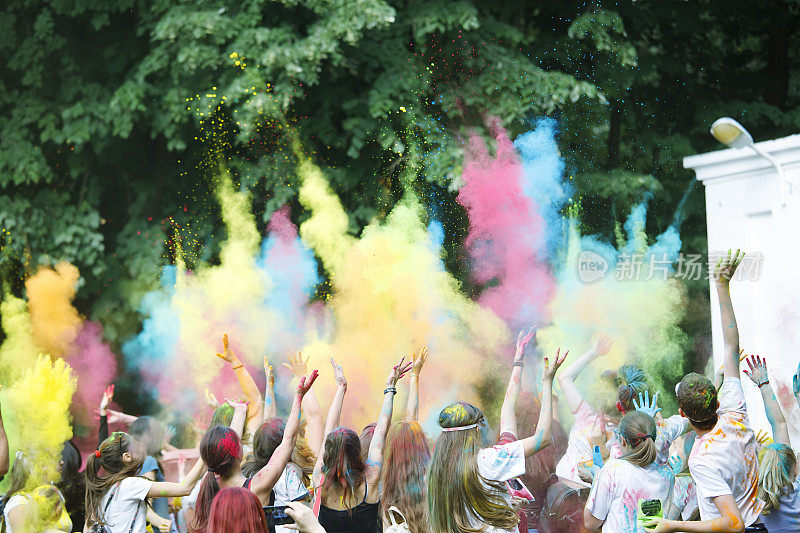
[427,402,518,533]
[619,411,657,468]
[758,444,797,515]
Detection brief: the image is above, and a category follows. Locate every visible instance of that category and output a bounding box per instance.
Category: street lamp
[710,117,789,205]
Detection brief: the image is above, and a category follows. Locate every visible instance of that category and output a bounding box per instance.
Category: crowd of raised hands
[2,248,800,533]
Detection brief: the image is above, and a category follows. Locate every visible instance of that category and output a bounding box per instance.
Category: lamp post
[710,117,790,205]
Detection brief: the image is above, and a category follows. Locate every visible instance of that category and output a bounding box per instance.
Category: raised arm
[500,327,535,436]
[743,355,790,446]
[519,348,568,457]
[98,384,114,447]
[250,371,318,500]
[405,346,427,421]
[557,334,612,413]
[216,334,264,432]
[365,357,413,486]
[312,358,347,485]
[713,250,744,379]
[284,351,324,452]
[227,399,249,438]
[263,357,277,420]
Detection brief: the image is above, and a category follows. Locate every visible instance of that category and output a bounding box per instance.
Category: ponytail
[84,432,144,529]
[758,443,797,515]
[618,411,657,468]
[189,426,242,533]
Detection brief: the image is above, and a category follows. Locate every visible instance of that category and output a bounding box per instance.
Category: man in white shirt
[645,249,759,533]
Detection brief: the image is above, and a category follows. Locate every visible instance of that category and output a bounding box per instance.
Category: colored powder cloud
[457,119,558,333]
[124,170,320,416]
[538,203,689,414]
[297,158,509,426]
[0,295,38,384]
[1,355,76,490]
[26,263,82,357]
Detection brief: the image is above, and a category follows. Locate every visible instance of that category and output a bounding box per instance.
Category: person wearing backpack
[84,431,206,533]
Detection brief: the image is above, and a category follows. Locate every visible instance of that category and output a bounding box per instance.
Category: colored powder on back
[1,355,76,491]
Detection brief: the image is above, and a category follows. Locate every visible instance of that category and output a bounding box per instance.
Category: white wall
[684,135,800,447]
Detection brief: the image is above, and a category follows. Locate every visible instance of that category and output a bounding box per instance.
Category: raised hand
[331,358,347,388]
[633,391,662,419]
[205,388,220,409]
[515,326,536,362]
[283,351,309,378]
[592,333,613,357]
[668,455,683,476]
[411,346,428,376]
[264,357,275,387]
[215,334,237,364]
[100,384,114,415]
[742,354,769,387]
[542,348,569,381]
[386,356,414,387]
[755,429,773,449]
[713,249,744,286]
[297,370,319,398]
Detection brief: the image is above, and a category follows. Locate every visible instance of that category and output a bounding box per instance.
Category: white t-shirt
[688,378,762,526]
[96,477,153,533]
[273,466,309,533]
[760,477,800,532]
[654,416,688,466]
[472,440,527,533]
[585,458,674,533]
[3,494,29,533]
[556,402,617,482]
[671,475,698,520]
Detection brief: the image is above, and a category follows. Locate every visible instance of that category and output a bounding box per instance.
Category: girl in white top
[742,354,800,532]
[2,451,71,533]
[84,431,206,533]
[584,411,675,533]
[426,347,567,533]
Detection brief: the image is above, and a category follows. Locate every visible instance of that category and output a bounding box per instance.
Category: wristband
[758,381,770,388]
[384,387,397,395]
[512,361,524,367]
[231,363,243,370]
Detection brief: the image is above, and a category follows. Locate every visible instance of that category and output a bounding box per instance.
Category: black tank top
[317,484,380,533]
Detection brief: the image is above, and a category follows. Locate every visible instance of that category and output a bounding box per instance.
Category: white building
[684,135,800,445]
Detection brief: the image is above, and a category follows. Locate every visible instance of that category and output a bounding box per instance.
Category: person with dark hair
[644,250,760,533]
[207,487,269,533]
[56,440,85,531]
[583,411,674,532]
[190,371,318,533]
[241,417,313,533]
[84,431,205,533]
[427,348,567,533]
[312,356,412,533]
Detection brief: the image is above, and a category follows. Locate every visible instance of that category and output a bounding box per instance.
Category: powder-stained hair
[242,417,315,487]
[320,427,366,512]
[428,402,519,533]
[85,432,145,528]
[677,373,718,430]
[758,443,797,515]
[207,487,269,533]
[381,421,431,533]
[191,426,244,533]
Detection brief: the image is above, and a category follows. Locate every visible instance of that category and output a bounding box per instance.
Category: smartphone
[263,505,294,526]
[637,498,663,525]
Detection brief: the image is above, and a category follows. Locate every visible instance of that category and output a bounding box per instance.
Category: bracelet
[384,387,397,395]
[231,363,243,370]
[512,361,524,367]
[758,381,770,388]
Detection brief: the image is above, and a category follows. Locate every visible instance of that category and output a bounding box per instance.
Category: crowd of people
[0,250,798,532]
